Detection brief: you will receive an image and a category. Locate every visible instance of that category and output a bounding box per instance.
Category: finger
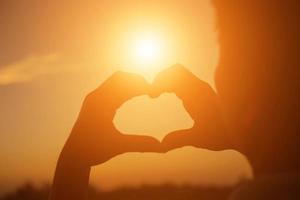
[90,71,151,108]
[117,135,162,153]
[152,64,216,117]
[151,64,198,97]
[161,129,194,152]
[109,71,150,97]
[163,126,231,152]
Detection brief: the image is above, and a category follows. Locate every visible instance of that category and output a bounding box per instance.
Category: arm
[49,72,160,200]
[49,153,90,200]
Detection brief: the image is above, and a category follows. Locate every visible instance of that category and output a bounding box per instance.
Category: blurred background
[0,0,252,199]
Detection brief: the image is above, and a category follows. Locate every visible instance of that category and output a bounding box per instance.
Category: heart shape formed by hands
[116,64,230,152]
[63,64,229,167]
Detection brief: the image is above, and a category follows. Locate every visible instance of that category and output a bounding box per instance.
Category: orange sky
[0,0,252,195]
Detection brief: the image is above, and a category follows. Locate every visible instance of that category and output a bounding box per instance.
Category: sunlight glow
[100,0,219,84]
[134,36,161,63]
[124,32,170,80]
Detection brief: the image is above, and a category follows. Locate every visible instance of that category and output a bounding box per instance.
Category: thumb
[118,135,162,153]
[161,130,193,152]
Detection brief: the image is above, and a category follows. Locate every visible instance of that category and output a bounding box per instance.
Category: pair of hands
[61,65,229,167]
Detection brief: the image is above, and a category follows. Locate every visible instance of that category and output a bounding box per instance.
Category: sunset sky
[0,0,252,196]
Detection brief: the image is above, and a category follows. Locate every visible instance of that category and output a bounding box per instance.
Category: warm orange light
[134,36,161,63]
[114,30,170,81]
[129,33,167,78]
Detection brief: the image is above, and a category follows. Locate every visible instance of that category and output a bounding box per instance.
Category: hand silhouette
[152,64,230,151]
[50,72,161,200]
[61,71,161,166]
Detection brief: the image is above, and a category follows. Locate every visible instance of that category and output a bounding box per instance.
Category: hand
[50,72,161,200]
[152,64,230,151]
[61,71,161,167]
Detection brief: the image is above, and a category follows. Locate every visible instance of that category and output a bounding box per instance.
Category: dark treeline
[1,183,234,200]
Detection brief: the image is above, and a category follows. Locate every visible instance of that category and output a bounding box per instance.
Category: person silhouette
[157,0,300,199]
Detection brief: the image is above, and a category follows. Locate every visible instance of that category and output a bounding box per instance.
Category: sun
[134,36,161,63]
[121,32,169,80]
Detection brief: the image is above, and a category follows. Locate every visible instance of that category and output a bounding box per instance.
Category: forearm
[49,153,91,200]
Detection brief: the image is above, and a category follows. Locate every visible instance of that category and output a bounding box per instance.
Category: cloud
[0,54,61,85]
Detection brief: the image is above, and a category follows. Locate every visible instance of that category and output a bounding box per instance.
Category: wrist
[50,152,91,200]
[58,146,92,170]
